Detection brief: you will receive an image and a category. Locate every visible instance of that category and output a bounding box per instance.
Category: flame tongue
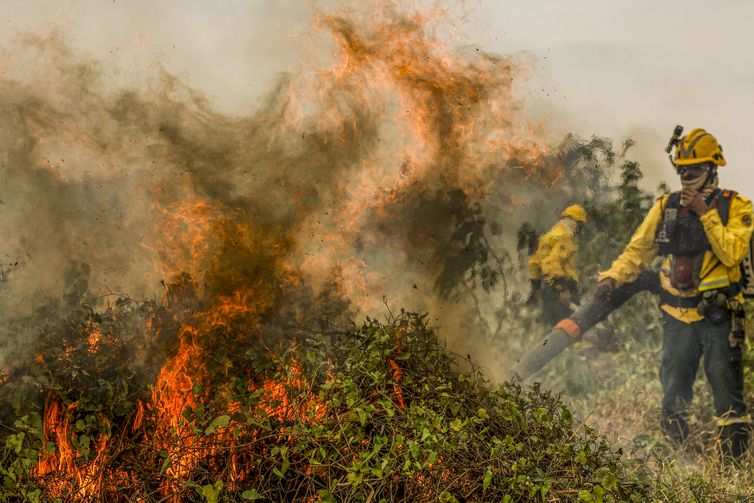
[147,309,327,496]
[35,395,110,498]
[150,310,233,490]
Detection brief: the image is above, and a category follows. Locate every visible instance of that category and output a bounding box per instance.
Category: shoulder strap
[716,189,737,225]
[667,191,682,209]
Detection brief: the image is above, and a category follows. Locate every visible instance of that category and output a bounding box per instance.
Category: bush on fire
[0,300,652,502]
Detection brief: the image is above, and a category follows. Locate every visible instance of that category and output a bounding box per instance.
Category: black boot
[719,423,750,460]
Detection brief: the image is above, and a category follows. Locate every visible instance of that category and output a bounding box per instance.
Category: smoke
[0,5,607,377]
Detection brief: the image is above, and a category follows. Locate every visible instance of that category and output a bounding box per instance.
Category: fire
[147,196,219,289]
[387,357,407,410]
[142,191,326,497]
[285,10,559,316]
[35,394,110,499]
[256,357,327,422]
[24,3,563,500]
[85,321,102,354]
[132,400,145,432]
[150,324,206,489]
[147,282,327,497]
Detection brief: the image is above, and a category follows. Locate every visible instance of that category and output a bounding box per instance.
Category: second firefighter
[528,204,587,325]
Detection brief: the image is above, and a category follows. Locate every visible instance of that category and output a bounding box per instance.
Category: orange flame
[86,321,102,354]
[35,394,110,499]
[387,357,407,410]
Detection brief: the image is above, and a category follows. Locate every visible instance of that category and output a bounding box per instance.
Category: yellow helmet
[561,204,587,223]
[673,128,726,167]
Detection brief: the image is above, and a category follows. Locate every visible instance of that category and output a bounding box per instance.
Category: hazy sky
[3,0,754,195]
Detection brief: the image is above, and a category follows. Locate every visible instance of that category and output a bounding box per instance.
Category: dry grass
[521,294,754,502]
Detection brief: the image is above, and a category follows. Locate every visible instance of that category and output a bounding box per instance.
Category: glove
[594,277,616,300]
[558,289,573,305]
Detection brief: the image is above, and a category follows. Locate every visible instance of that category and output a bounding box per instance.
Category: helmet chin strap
[700,166,719,199]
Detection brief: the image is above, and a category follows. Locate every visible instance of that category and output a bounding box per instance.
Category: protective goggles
[674,163,710,177]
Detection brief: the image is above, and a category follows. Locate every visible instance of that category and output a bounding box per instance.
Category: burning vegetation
[0,4,736,502]
[5,295,654,501]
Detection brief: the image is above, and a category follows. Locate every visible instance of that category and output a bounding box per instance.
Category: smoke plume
[0,6,588,374]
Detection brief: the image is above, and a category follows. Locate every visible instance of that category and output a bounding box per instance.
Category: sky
[2,0,754,195]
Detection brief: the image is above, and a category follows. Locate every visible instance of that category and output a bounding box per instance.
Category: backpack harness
[653,189,753,307]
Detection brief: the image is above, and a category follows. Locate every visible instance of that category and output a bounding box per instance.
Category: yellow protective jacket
[529,218,579,286]
[599,191,753,323]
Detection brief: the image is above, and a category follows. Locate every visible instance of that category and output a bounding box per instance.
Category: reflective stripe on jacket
[529,218,579,286]
[598,192,753,323]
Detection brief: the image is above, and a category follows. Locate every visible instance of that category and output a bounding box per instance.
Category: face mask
[680,171,708,192]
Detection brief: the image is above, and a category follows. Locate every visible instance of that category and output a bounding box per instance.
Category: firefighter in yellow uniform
[528,204,587,325]
[597,128,753,458]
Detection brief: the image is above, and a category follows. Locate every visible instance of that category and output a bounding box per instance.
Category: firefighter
[528,204,587,325]
[597,128,753,458]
